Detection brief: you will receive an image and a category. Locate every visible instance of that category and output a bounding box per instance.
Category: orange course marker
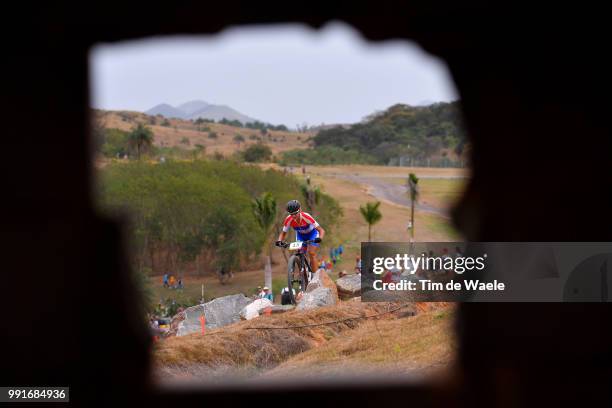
[199,314,206,335]
[264,307,272,316]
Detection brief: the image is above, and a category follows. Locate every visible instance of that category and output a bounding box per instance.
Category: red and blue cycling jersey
[282,212,320,246]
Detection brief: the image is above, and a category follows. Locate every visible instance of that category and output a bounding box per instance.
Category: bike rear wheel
[287,254,307,305]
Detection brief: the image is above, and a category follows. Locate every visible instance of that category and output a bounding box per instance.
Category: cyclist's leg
[297,230,317,280]
[296,231,311,282]
[307,245,318,275]
[306,229,320,274]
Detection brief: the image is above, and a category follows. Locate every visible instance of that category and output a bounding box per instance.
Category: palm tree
[359,201,382,241]
[252,192,277,255]
[252,192,277,289]
[128,123,154,160]
[407,173,419,240]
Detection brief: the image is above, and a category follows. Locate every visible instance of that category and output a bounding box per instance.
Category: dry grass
[263,304,456,379]
[307,164,469,178]
[154,302,410,371]
[100,110,312,156]
[154,302,455,383]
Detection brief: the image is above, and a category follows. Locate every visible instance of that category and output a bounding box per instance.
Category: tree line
[311,102,467,164]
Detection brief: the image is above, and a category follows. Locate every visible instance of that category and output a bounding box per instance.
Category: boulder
[336,273,362,299]
[176,294,251,336]
[306,269,339,300]
[271,305,295,313]
[297,287,337,311]
[240,298,274,320]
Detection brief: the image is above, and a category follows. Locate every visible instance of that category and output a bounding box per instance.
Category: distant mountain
[146,103,186,119]
[187,105,257,124]
[145,100,258,124]
[177,100,210,116]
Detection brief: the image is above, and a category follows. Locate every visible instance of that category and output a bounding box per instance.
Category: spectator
[176,278,183,289]
[162,273,169,288]
[355,256,362,274]
[168,275,176,288]
[338,244,344,255]
[281,287,295,305]
[256,286,264,298]
[334,247,341,262]
[262,287,273,302]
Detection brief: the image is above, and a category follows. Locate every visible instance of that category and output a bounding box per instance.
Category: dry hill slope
[96,110,312,157]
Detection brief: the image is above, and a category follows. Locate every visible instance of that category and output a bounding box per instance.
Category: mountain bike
[277,238,319,305]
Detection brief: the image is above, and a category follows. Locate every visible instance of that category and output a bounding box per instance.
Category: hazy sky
[90,21,458,126]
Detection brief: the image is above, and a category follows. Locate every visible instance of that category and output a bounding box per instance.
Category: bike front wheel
[287,254,307,305]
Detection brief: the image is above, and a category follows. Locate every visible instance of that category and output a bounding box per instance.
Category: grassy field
[150,262,293,306]
[150,164,466,307]
[379,177,467,210]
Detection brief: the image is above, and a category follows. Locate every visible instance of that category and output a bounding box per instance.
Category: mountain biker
[275,199,325,272]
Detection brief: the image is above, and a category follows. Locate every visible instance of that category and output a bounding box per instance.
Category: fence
[387,156,468,168]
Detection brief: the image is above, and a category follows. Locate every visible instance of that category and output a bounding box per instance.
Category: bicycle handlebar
[276,237,321,249]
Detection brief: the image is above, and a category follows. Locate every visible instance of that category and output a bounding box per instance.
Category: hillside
[308,102,467,165]
[94,109,313,158]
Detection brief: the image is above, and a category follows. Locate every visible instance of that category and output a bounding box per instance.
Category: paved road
[336,174,453,219]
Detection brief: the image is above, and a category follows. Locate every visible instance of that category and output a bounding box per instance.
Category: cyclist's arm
[316,225,325,240]
[278,216,292,243]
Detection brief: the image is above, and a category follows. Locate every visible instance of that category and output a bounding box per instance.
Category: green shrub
[242,143,272,162]
[279,146,378,165]
[100,128,130,158]
[96,160,341,277]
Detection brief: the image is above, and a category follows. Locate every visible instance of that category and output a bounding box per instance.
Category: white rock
[240,298,274,320]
